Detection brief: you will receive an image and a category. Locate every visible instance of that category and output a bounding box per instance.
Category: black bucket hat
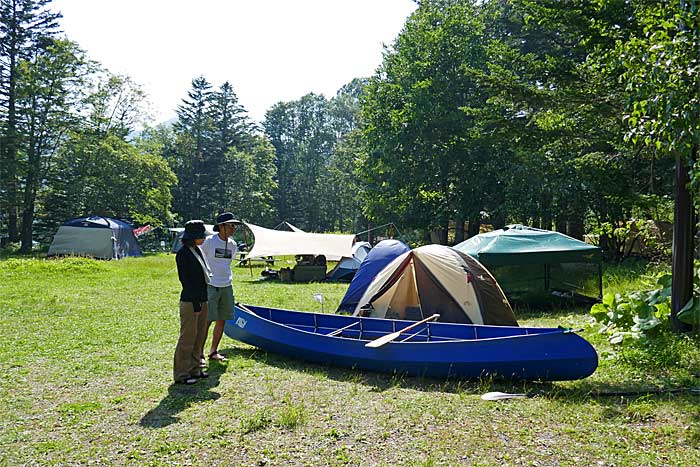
[182,220,206,240]
[213,212,239,232]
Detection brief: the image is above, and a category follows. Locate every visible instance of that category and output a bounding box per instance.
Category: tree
[613,0,699,329]
[360,0,493,242]
[171,76,214,220]
[207,81,256,215]
[41,132,176,230]
[263,93,336,230]
[0,0,61,243]
[16,38,88,251]
[224,135,277,225]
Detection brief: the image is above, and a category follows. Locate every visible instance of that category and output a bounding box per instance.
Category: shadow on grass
[228,344,556,396]
[226,343,700,404]
[511,301,593,320]
[140,360,229,428]
[237,278,344,286]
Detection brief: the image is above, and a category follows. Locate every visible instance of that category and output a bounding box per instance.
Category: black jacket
[176,246,208,303]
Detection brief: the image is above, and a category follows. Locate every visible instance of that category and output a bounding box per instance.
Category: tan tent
[353,244,517,326]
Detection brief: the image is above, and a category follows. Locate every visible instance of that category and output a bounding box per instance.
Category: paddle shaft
[328,321,360,336]
[236,303,257,316]
[365,314,440,348]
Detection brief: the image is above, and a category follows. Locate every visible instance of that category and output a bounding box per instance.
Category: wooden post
[671,150,695,332]
[672,0,696,333]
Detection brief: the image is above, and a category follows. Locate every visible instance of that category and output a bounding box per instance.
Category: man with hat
[200,212,239,362]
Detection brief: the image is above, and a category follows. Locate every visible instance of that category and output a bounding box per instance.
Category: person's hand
[193,302,202,313]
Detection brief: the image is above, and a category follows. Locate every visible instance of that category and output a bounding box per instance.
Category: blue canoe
[224,304,598,381]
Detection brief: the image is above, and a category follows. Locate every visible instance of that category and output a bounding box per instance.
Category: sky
[52,0,418,125]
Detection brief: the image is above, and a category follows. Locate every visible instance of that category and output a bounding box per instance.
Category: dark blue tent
[336,239,410,313]
[326,241,372,281]
[48,216,142,259]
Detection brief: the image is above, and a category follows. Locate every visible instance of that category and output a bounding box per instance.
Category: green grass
[0,254,698,466]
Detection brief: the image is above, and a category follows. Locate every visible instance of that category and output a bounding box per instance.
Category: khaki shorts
[207,285,235,321]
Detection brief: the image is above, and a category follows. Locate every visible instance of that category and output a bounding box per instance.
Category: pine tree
[209,81,255,214]
[0,0,61,243]
[173,76,214,220]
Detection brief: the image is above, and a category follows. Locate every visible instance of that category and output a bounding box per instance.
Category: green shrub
[591,272,672,344]
[591,260,699,343]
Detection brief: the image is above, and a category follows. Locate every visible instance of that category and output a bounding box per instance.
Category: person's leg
[192,302,209,377]
[200,286,219,365]
[209,320,226,359]
[209,286,234,359]
[174,301,198,383]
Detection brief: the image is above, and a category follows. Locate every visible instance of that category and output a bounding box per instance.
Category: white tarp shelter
[244,222,354,261]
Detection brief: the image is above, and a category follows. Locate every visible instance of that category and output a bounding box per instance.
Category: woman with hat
[173,220,212,384]
[200,212,239,362]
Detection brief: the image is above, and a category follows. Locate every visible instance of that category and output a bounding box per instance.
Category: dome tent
[453,224,603,303]
[47,216,142,260]
[352,244,517,326]
[337,239,411,313]
[326,241,372,281]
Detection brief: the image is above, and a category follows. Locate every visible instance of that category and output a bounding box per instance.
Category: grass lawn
[0,254,698,466]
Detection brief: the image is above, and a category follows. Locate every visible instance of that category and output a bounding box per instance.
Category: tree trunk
[467,214,481,238]
[555,210,568,234]
[568,217,585,240]
[430,226,448,245]
[671,150,695,332]
[5,45,20,243]
[19,198,35,253]
[540,194,552,231]
[454,216,465,245]
[19,145,39,253]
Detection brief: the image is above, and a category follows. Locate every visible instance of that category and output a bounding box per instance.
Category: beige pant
[173,301,209,382]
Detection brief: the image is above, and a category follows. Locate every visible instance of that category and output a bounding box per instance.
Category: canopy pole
[242,225,253,277]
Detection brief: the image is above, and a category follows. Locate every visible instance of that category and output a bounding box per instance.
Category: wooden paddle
[480,391,530,401]
[365,314,440,348]
[327,321,360,337]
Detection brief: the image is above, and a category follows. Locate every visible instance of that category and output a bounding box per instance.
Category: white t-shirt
[201,234,238,287]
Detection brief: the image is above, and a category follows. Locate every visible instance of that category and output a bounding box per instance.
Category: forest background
[1,0,698,262]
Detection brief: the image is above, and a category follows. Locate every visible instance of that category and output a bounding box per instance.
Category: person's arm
[200,237,212,261]
[176,249,202,312]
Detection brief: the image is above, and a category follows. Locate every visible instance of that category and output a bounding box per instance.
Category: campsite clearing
[0,255,698,466]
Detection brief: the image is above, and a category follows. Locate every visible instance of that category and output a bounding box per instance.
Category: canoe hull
[225,305,598,381]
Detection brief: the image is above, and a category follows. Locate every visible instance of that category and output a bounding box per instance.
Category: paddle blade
[365,331,401,348]
[481,391,527,401]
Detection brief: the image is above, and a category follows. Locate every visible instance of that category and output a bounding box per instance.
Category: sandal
[208,351,226,361]
[195,371,209,379]
[177,377,198,385]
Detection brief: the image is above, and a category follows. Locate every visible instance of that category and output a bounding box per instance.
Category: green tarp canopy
[453,225,603,302]
[454,224,603,266]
